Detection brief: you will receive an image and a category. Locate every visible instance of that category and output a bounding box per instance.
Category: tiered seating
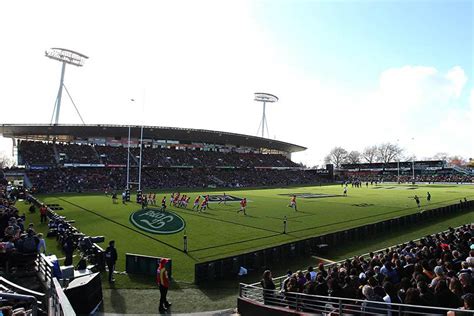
[19,141,298,168]
[55,143,100,164]
[254,224,474,313]
[18,141,56,166]
[343,174,474,184]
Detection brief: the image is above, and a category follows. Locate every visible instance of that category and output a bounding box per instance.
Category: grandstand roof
[0,124,306,153]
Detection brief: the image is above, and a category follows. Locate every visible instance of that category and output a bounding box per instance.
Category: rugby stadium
[1,1,473,315]
[0,122,473,315]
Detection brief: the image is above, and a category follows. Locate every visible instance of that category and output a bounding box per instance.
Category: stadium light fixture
[254,92,278,138]
[45,48,89,125]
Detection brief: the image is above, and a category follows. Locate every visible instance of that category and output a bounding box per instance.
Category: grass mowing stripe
[289,196,474,235]
[167,206,282,234]
[56,197,186,254]
[188,232,282,254]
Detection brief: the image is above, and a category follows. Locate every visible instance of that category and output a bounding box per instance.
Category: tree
[324,147,348,168]
[376,142,403,163]
[346,151,361,164]
[0,153,14,169]
[448,156,467,167]
[432,152,449,161]
[361,146,378,163]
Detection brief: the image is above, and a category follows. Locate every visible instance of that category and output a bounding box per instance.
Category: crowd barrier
[195,200,473,283]
[125,253,172,278]
[0,292,38,316]
[50,278,76,316]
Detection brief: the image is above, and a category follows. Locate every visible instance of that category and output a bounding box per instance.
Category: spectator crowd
[262,224,474,313]
[0,180,46,271]
[26,167,325,193]
[14,140,331,193]
[19,140,299,168]
[341,174,474,185]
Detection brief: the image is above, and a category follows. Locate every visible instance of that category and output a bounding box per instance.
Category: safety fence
[195,200,473,283]
[0,292,38,316]
[35,253,53,289]
[49,278,76,316]
[238,283,474,316]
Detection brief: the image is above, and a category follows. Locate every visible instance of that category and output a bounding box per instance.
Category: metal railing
[239,283,474,315]
[50,278,76,316]
[0,292,38,316]
[35,253,54,289]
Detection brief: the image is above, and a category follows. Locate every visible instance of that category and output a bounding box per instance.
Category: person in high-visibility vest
[157,258,171,312]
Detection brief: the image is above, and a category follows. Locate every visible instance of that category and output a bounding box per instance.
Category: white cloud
[376,65,467,110]
[293,66,471,165]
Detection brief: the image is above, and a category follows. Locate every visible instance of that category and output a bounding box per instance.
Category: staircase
[91,145,101,164]
[451,165,472,175]
[52,143,60,164]
[23,173,33,188]
[209,175,226,186]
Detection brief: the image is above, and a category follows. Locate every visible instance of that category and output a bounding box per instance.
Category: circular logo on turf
[130,209,186,234]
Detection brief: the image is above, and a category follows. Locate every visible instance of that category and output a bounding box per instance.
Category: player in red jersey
[237,198,247,215]
[205,194,211,209]
[199,198,208,212]
[184,196,190,208]
[288,195,298,211]
[173,193,180,207]
[192,196,201,210]
[180,195,187,208]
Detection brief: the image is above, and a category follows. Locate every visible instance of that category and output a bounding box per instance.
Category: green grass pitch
[31,183,474,284]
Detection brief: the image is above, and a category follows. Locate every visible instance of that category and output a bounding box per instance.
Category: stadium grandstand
[1,124,335,194]
[336,161,474,184]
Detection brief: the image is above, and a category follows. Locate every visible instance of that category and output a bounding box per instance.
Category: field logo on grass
[130,209,185,234]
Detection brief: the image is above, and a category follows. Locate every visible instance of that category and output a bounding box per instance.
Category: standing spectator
[458,273,474,295]
[417,280,437,307]
[361,285,384,314]
[383,281,401,316]
[430,266,446,288]
[39,204,48,224]
[260,270,276,305]
[308,266,317,281]
[105,240,118,283]
[403,288,423,314]
[63,235,75,266]
[37,233,46,254]
[434,280,462,308]
[157,258,171,313]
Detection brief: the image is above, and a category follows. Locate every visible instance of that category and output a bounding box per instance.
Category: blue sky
[254,0,472,92]
[0,0,472,165]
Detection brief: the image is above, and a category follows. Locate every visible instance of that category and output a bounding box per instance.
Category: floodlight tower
[45,48,88,125]
[254,92,278,138]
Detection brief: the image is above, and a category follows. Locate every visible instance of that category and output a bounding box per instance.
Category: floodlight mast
[45,48,88,125]
[254,92,278,138]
